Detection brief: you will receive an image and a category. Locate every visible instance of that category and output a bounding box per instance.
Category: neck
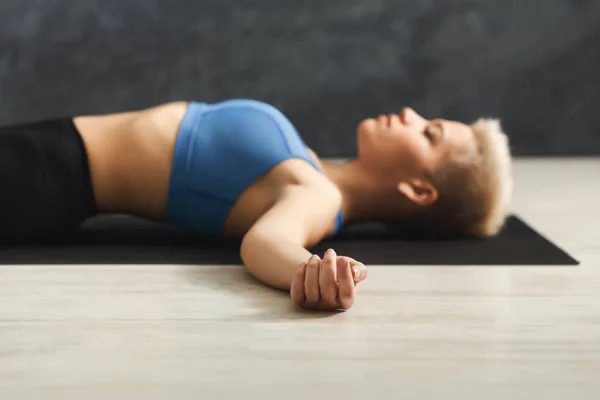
[320,158,417,224]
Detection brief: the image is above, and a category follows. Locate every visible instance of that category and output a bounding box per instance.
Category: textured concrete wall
[1,0,599,156]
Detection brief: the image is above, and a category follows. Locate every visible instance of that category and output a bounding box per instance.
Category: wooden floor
[1,158,599,400]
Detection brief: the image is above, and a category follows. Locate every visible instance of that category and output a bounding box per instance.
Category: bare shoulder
[283,179,342,217]
[250,177,342,248]
[306,147,324,170]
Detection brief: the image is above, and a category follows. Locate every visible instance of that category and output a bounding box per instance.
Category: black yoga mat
[0,214,578,266]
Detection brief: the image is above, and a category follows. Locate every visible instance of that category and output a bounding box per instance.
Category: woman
[0,99,512,311]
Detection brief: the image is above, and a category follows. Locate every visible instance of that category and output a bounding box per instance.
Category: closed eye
[424,127,436,142]
[424,124,444,144]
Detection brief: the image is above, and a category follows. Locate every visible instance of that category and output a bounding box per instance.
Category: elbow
[240,231,264,273]
[239,232,252,268]
[240,231,289,290]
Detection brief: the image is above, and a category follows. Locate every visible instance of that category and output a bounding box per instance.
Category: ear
[397,179,438,206]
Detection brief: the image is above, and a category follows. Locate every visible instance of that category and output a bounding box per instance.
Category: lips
[377,114,391,125]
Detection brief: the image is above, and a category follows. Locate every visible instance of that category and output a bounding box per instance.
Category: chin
[358,118,377,132]
[356,120,372,155]
[357,136,381,164]
[357,119,377,140]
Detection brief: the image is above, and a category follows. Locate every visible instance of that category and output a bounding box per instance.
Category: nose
[400,107,428,127]
[399,107,414,124]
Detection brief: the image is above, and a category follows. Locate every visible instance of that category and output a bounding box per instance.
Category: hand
[290,248,368,311]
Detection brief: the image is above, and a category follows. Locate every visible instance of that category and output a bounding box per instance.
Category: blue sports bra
[166,99,344,236]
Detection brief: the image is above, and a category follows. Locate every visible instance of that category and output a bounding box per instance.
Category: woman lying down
[0,99,512,311]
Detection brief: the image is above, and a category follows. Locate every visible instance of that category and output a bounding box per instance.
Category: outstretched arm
[240,185,367,310]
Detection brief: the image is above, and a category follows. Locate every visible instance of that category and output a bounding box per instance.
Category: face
[357,107,475,180]
[356,107,477,205]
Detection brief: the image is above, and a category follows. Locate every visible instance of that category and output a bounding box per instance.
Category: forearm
[240,233,312,290]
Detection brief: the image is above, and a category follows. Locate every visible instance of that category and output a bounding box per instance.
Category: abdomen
[76,101,190,219]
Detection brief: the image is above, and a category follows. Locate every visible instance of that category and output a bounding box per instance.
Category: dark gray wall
[1,0,599,156]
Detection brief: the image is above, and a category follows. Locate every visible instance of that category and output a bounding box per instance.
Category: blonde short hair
[416,118,513,238]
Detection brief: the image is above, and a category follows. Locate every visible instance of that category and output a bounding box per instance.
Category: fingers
[337,257,356,310]
[319,249,338,306]
[293,252,364,312]
[290,263,307,306]
[339,256,368,283]
[304,254,321,307]
[351,262,368,283]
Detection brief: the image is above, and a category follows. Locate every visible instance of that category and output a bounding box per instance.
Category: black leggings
[0,118,97,242]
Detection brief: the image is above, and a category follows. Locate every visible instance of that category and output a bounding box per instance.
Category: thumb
[350,261,367,283]
[336,256,368,283]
